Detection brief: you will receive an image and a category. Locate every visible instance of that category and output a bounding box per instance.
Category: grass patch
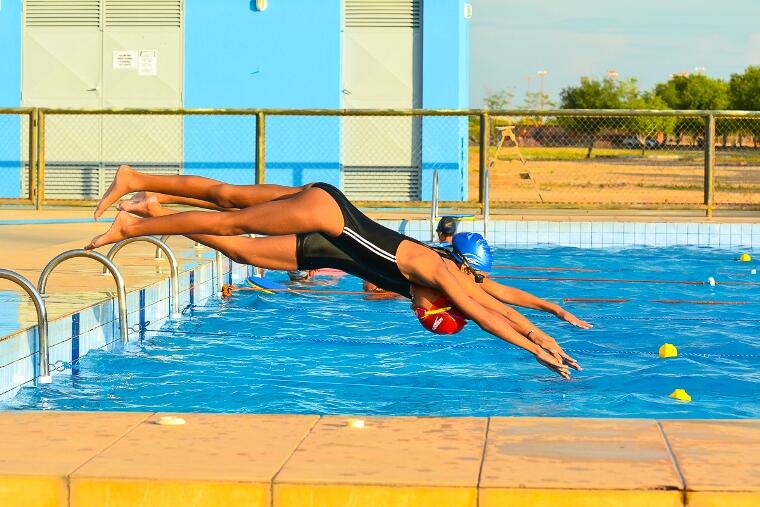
[470,145,704,162]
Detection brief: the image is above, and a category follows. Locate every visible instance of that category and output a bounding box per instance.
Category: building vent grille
[343,167,420,201]
[25,0,101,27]
[106,0,182,27]
[345,0,420,28]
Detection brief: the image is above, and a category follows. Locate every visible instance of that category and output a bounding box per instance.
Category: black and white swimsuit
[296,182,420,298]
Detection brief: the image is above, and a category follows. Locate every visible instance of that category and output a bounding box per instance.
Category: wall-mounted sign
[113,50,138,70]
[138,50,158,76]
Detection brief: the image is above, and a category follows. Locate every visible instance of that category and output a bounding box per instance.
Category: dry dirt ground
[466,152,760,206]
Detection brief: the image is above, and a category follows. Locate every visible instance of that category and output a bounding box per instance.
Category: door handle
[87,85,101,92]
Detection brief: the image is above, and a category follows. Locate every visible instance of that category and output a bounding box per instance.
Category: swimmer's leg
[95,164,306,219]
[120,193,298,269]
[187,234,299,270]
[87,186,344,250]
[145,193,231,211]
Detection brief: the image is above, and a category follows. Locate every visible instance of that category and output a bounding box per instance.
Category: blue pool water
[7,246,760,418]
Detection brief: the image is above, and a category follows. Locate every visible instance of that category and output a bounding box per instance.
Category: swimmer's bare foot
[94,165,138,220]
[119,192,162,218]
[85,211,139,250]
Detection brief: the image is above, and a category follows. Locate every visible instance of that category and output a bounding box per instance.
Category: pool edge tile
[684,491,760,507]
[274,483,476,507]
[71,478,269,507]
[0,475,66,507]
[479,488,682,507]
[480,417,682,491]
[660,420,760,494]
[274,416,486,488]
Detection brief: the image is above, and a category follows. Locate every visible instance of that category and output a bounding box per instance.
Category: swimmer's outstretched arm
[447,267,581,371]
[416,260,571,379]
[481,279,592,329]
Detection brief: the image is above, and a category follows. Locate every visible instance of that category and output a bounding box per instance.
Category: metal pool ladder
[0,269,51,383]
[105,236,181,318]
[38,249,129,344]
[430,169,439,242]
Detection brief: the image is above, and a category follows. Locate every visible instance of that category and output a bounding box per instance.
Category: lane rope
[180,306,760,322]
[222,284,756,306]
[142,328,760,359]
[488,275,760,286]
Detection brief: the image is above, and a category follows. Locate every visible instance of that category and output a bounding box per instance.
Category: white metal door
[342,0,422,201]
[22,0,102,198]
[21,0,183,199]
[101,0,183,173]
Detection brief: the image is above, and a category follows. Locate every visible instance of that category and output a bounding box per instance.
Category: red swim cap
[414,297,467,335]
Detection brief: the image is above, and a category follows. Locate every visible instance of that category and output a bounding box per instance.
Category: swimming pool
[7,245,759,418]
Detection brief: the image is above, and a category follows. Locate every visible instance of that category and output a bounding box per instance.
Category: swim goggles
[452,245,485,283]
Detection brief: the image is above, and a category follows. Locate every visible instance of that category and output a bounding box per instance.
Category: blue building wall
[183,0,342,187]
[421,0,470,201]
[0,0,22,198]
[0,1,468,201]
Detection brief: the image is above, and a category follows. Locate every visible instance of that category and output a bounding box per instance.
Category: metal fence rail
[0,108,757,215]
[0,108,36,206]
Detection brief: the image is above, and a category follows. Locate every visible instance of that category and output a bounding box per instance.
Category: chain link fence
[0,108,757,213]
[477,112,708,208]
[0,110,32,203]
[714,116,760,207]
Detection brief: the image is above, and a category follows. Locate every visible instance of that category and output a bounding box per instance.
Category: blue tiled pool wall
[380,220,760,248]
[0,257,247,400]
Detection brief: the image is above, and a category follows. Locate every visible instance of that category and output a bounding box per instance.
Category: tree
[623,93,675,155]
[559,77,639,158]
[729,66,760,111]
[522,90,554,110]
[654,74,729,145]
[482,89,514,110]
[520,90,555,125]
[728,66,760,147]
[654,74,729,110]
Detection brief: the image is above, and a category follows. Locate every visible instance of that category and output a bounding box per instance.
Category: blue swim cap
[451,232,493,272]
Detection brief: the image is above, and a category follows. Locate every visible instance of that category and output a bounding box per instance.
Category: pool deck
[0,210,212,332]
[1,209,758,506]
[0,411,757,507]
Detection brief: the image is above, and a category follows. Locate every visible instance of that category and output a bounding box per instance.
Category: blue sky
[470,0,760,107]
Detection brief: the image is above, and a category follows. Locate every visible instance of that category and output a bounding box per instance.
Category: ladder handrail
[216,250,225,293]
[483,164,490,240]
[105,236,181,318]
[154,235,170,260]
[38,250,129,343]
[0,269,51,383]
[430,169,439,242]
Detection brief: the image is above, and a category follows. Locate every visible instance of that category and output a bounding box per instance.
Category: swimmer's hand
[556,309,592,329]
[533,349,571,380]
[528,332,581,372]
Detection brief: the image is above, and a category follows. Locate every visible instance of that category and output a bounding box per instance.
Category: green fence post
[256,112,266,184]
[478,112,489,206]
[704,113,715,218]
[28,110,37,207]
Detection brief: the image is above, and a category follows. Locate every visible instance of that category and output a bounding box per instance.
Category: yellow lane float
[669,389,692,402]
[659,343,678,358]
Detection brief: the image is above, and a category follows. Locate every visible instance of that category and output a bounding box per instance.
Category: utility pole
[536,70,548,111]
